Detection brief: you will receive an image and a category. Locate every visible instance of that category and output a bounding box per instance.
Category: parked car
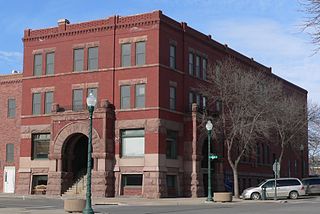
[241,178,305,200]
[302,177,320,195]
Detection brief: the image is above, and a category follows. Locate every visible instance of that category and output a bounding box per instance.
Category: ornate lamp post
[83,92,96,214]
[206,120,213,202]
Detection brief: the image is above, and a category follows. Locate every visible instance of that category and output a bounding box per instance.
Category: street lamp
[83,92,96,214]
[206,120,213,202]
[300,144,305,179]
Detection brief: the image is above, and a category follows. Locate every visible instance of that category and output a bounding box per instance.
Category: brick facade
[0,10,308,198]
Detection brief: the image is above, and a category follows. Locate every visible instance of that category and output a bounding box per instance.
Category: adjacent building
[0,11,308,198]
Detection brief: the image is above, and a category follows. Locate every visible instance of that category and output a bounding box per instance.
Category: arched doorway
[61,133,93,192]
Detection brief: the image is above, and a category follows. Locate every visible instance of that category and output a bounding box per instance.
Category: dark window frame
[135,84,145,108]
[135,41,146,66]
[44,91,53,114]
[88,47,98,70]
[7,98,16,118]
[120,85,131,109]
[166,130,178,159]
[72,89,83,111]
[32,93,41,115]
[169,86,176,110]
[188,52,194,75]
[32,133,50,159]
[34,54,42,76]
[6,144,14,162]
[73,48,84,72]
[45,52,55,75]
[121,43,131,67]
[169,44,176,69]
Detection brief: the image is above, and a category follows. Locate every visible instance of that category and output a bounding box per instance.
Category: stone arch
[52,121,101,159]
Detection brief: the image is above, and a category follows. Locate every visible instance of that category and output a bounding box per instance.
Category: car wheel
[289,191,299,199]
[251,192,261,200]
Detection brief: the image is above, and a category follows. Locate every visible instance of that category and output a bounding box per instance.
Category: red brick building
[0,73,22,193]
[0,10,308,198]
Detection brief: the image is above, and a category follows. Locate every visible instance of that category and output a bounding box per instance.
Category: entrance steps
[63,174,87,197]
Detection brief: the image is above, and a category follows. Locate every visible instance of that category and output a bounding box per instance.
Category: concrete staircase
[63,174,87,197]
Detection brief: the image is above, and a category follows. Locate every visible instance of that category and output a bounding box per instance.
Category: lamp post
[206,120,213,202]
[300,144,305,179]
[83,92,96,214]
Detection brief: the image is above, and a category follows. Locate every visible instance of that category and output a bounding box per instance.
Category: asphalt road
[0,196,319,214]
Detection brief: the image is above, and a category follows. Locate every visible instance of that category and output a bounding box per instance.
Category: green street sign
[209,154,218,160]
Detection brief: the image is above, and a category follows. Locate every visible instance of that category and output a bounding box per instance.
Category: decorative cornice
[23,11,162,43]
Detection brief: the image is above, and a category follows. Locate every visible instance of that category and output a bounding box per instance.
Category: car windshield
[257,180,267,187]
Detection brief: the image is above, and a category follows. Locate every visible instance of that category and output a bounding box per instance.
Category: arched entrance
[61,133,93,192]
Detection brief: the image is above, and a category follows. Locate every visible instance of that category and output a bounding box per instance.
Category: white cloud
[0,51,23,62]
[208,18,320,103]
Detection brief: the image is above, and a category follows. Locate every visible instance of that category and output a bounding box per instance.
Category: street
[0,196,319,214]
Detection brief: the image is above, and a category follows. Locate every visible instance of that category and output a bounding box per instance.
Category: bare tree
[308,102,320,174]
[199,57,280,198]
[301,0,320,52]
[270,96,317,173]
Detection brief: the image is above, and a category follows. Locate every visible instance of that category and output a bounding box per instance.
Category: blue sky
[0,0,319,102]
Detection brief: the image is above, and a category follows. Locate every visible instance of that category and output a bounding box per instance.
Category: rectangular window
[196,94,201,107]
[32,133,50,159]
[32,93,41,115]
[6,144,14,162]
[46,52,54,75]
[45,91,53,114]
[120,85,130,109]
[34,54,42,76]
[135,84,145,108]
[169,45,176,69]
[7,99,16,118]
[169,86,176,110]
[202,96,207,110]
[122,174,143,187]
[136,41,146,66]
[73,48,84,71]
[32,175,48,194]
[166,130,178,159]
[202,58,207,80]
[195,55,200,78]
[87,88,97,100]
[188,52,194,75]
[121,129,145,157]
[72,89,83,111]
[88,47,98,70]
[188,92,194,111]
[121,43,131,67]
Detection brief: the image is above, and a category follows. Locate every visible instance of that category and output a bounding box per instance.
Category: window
[121,129,145,157]
[34,54,42,76]
[202,58,207,80]
[169,86,176,110]
[169,45,176,69]
[72,89,83,111]
[45,92,53,114]
[188,52,194,75]
[196,94,201,107]
[121,43,131,67]
[73,48,84,71]
[188,92,194,111]
[166,175,176,188]
[195,55,200,78]
[46,52,54,75]
[6,144,14,162]
[166,130,178,159]
[135,84,145,108]
[120,85,130,109]
[7,99,16,118]
[277,179,300,187]
[88,47,98,70]
[122,174,143,186]
[32,133,50,159]
[136,41,146,65]
[32,93,41,115]
[87,88,97,100]
[32,175,48,194]
[202,96,207,110]
[262,180,275,188]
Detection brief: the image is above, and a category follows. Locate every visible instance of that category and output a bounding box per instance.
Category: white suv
[242,178,305,200]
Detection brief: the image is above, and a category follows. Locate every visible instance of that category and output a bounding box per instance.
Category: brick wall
[0,74,22,192]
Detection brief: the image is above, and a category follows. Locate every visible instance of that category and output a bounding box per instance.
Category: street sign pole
[273,160,279,201]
